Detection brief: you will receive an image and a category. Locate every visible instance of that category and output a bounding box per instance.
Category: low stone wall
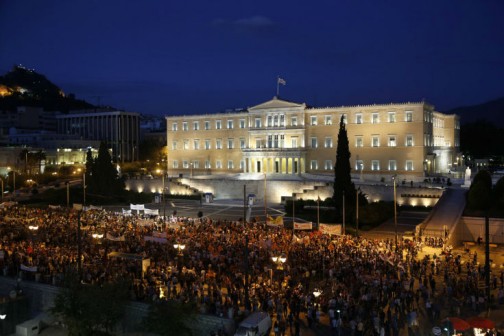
[126,178,444,207]
[0,276,235,336]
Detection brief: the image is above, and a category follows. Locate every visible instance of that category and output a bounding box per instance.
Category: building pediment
[249,96,305,111]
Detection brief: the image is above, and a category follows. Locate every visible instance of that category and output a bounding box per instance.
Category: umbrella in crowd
[466,316,495,330]
[446,317,471,331]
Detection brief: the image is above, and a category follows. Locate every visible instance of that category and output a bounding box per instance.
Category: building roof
[248,96,305,111]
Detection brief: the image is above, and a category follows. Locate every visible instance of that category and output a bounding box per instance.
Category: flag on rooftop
[277,77,286,85]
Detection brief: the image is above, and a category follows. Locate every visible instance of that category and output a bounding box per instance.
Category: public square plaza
[1,198,503,336]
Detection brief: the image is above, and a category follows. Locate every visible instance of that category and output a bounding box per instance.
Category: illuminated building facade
[56,111,140,163]
[166,97,460,179]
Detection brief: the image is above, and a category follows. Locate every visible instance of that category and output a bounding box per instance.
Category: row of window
[171,134,416,150]
[171,159,415,172]
[355,135,414,148]
[173,159,244,170]
[173,138,247,150]
[310,159,414,171]
[171,111,416,131]
[174,119,247,132]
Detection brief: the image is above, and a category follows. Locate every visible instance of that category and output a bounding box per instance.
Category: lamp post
[356,187,360,237]
[292,193,296,238]
[392,175,398,249]
[271,253,287,284]
[342,190,345,235]
[173,243,186,256]
[264,173,267,222]
[313,288,322,311]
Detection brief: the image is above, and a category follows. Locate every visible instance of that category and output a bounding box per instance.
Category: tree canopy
[85,142,125,196]
[333,116,356,209]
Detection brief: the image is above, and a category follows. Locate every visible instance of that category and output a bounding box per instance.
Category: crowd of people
[0,204,503,335]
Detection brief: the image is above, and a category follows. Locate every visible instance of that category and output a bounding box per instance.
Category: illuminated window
[240,160,245,170]
[372,113,379,124]
[280,115,285,126]
[183,140,189,150]
[274,115,278,127]
[310,116,317,126]
[310,160,318,170]
[205,121,210,130]
[240,138,246,149]
[355,114,363,124]
[388,112,396,123]
[325,160,333,170]
[172,123,178,131]
[372,136,380,147]
[406,135,414,147]
[255,118,261,128]
[239,119,245,128]
[325,137,333,148]
[325,115,332,125]
[388,136,396,147]
[216,160,222,169]
[291,116,298,126]
[227,160,234,169]
[173,160,178,168]
[256,139,262,148]
[388,160,397,171]
[193,139,199,150]
[405,160,414,171]
[205,139,210,150]
[193,121,199,130]
[371,160,380,171]
[355,160,364,171]
[182,160,189,169]
[172,141,177,150]
[182,122,188,131]
[267,116,272,127]
[193,160,199,169]
[228,138,234,149]
[227,120,233,129]
[216,120,222,129]
[280,135,284,148]
[355,136,363,147]
[311,137,318,148]
[291,137,298,148]
[205,160,211,169]
[216,139,222,149]
[405,111,413,122]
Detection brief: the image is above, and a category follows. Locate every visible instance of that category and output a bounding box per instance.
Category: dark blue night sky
[1,0,503,116]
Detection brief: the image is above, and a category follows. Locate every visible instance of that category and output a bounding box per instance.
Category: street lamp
[392,175,398,249]
[271,253,287,284]
[313,288,322,311]
[173,243,186,256]
[356,187,360,237]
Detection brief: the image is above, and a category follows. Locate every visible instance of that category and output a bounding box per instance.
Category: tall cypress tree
[333,116,356,209]
[89,142,124,196]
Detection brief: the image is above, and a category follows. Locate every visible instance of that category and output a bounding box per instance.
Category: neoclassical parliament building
[165,97,460,180]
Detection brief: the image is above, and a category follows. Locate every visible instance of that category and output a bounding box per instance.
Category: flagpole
[276,76,280,97]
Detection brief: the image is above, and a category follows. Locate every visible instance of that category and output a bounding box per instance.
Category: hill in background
[0,65,95,112]
[445,97,504,127]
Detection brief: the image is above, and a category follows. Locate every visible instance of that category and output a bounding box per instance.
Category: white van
[234,312,272,336]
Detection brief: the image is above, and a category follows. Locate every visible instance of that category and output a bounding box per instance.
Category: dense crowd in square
[0,204,503,335]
